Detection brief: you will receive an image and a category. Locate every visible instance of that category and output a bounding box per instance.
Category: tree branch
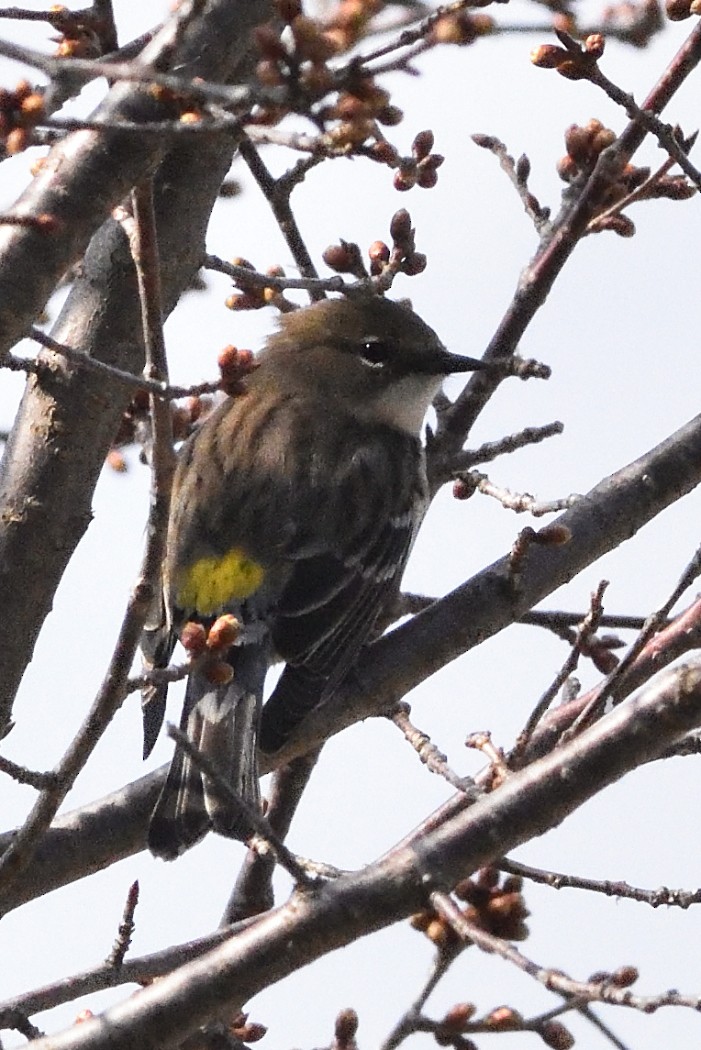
[0,0,275,734]
[2,406,701,912]
[19,660,701,1049]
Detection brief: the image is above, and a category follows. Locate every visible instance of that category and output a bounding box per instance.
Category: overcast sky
[2,2,701,1047]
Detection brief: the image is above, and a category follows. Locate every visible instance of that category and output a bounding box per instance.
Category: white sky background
[1,1,701,1047]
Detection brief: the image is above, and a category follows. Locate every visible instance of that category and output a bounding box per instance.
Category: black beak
[431,347,488,376]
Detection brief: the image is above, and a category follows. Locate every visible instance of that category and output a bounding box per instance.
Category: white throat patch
[369,374,443,435]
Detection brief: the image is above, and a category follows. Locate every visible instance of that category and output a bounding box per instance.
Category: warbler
[142,294,484,859]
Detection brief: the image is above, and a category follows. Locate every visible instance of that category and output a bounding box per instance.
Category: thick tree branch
[274,408,701,763]
[0,0,275,734]
[19,660,701,1049]
[2,407,701,913]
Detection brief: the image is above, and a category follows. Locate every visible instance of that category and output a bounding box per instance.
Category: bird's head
[261,296,483,436]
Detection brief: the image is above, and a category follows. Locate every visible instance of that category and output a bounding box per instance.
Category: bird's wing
[261,479,422,753]
[273,504,415,673]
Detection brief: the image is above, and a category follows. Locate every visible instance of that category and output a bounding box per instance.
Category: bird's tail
[148,644,267,860]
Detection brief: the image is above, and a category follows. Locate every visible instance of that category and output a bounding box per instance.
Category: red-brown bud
[300,63,333,96]
[180,621,208,655]
[235,1022,267,1042]
[323,241,362,274]
[334,1008,359,1047]
[368,240,390,266]
[424,918,455,949]
[6,127,28,154]
[564,123,593,164]
[530,43,569,68]
[389,208,412,243]
[535,523,572,546]
[218,343,242,372]
[393,170,416,192]
[485,1007,522,1031]
[19,92,45,119]
[369,140,400,166]
[610,964,639,987]
[256,59,285,87]
[376,104,403,126]
[420,153,445,172]
[650,176,696,199]
[453,478,473,500]
[412,129,435,159]
[595,213,636,237]
[106,448,128,473]
[335,93,370,120]
[540,1020,575,1049]
[666,0,692,19]
[417,168,439,189]
[591,126,616,153]
[557,59,590,80]
[402,252,427,275]
[556,154,580,182]
[584,32,605,56]
[441,1003,477,1029]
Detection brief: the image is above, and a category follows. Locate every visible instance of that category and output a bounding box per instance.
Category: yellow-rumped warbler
[142,295,484,859]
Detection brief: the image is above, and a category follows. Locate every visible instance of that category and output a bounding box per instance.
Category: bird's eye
[360,339,392,369]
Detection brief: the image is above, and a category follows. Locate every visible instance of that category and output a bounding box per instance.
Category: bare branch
[18,660,701,1049]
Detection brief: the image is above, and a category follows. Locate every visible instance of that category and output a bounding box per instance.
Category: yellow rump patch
[176,548,265,615]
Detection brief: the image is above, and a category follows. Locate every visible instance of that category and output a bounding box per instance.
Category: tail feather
[148,644,267,860]
[148,716,209,858]
[141,607,176,760]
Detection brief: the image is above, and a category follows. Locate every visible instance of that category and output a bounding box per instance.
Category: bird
[142,294,484,859]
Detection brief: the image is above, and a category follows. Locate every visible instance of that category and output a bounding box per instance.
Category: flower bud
[530,43,569,67]
[389,208,412,243]
[585,32,605,56]
[541,1020,575,1049]
[412,129,435,159]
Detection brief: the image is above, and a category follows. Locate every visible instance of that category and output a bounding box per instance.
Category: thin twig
[221,750,322,925]
[166,724,317,890]
[513,580,609,759]
[0,755,57,791]
[27,327,221,399]
[471,135,551,232]
[379,948,459,1050]
[394,593,648,633]
[390,703,477,793]
[238,135,324,300]
[431,890,701,1012]
[428,19,701,472]
[0,35,279,109]
[461,472,580,516]
[131,178,176,472]
[499,858,701,908]
[586,64,701,191]
[448,421,564,472]
[203,253,346,293]
[126,660,190,695]
[106,880,140,968]
[0,921,260,1024]
[563,542,701,739]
